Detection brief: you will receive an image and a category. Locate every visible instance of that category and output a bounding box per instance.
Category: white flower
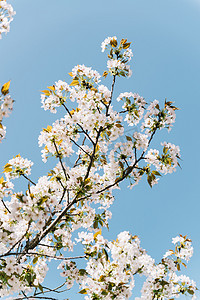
[101,36,117,52]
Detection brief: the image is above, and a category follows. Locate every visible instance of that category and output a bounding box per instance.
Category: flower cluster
[102,36,133,77]
[71,64,101,84]
[59,231,196,300]
[141,100,177,135]
[138,235,196,300]
[0,80,14,142]
[145,142,181,175]
[0,0,15,39]
[41,80,71,113]
[3,154,33,180]
[38,122,75,162]
[0,176,13,200]
[117,92,146,126]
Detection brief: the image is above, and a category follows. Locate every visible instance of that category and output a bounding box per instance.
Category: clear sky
[1,0,200,299]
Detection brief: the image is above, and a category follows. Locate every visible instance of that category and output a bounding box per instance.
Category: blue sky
[1,0,200,299]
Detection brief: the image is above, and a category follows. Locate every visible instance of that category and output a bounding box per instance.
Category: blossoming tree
[0,2,197,299]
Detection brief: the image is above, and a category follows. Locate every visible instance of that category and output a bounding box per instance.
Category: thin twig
[0,251,86,261]
[62,103,95,145]
[28,252,86,261]
[22,173,36,186]
[1,222,30,258]
[13,297,58,300]
[106,75,116,116]
[53,140,69,182]
[1,199,11,213]
[35,282,68,296]
[70,138,91,157]
[74,135,87,167]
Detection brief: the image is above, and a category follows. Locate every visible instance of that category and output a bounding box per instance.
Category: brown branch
[17,87,158,260]
[1,222,31,258]
[22,80,117,253]
[52,140,69,182]
[1,251,86,261]
[74,135,87,167]
[62,103,94,145]
[20,126,158,256]
[34,282,68,296]
[106,75,116,116]
[13,297,58,300]
[70,138,91,157]
[22,173,36,186]
[1,199,11,213]
[27,252,86,261]
[96,127,159,194]
[84,128,102,181]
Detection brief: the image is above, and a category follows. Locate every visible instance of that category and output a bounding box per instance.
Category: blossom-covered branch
[0,36,196,300]
[0,0,15,39]
[0,80,14,142]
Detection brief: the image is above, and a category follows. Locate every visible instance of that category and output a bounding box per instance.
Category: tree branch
[53,139,69,183]
[22,173,36,186]
[1,199,11,213]
[62,103,95,145]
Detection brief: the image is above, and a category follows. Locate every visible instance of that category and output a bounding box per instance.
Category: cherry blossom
[0,0,15,39]
[0,34,196,300]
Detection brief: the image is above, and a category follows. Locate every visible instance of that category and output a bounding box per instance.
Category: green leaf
[147,175,152,188]
[33,257,38,264]
[187,289,194,295]
[102,248,109,261]
[115,123,123,128]
[99,275,106,282]
[101,290,108,296]
[38,284,44,293]
[152,170,161,176]
[93,220,98,229]
[79,269,87,276]
[125,135,132,141]
[79,288,88,294]
[163,147,168,154]
[118,161,124,169]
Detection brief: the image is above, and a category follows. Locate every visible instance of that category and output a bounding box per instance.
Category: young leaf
[123,42,131,49]
[79,289,88,294]
[147,175,152,188]
[41,90,51,96]
[102,248,109,261]
[70,80,79,86]
[103,71,108,78]
[3,163,12,173]
[47,85,55,91]
[94,229,102,240]
[125,135,132,141]
[1,80,11,95]
[68,72,73,77]
[152,170,161,176]
[33,257,38,264]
